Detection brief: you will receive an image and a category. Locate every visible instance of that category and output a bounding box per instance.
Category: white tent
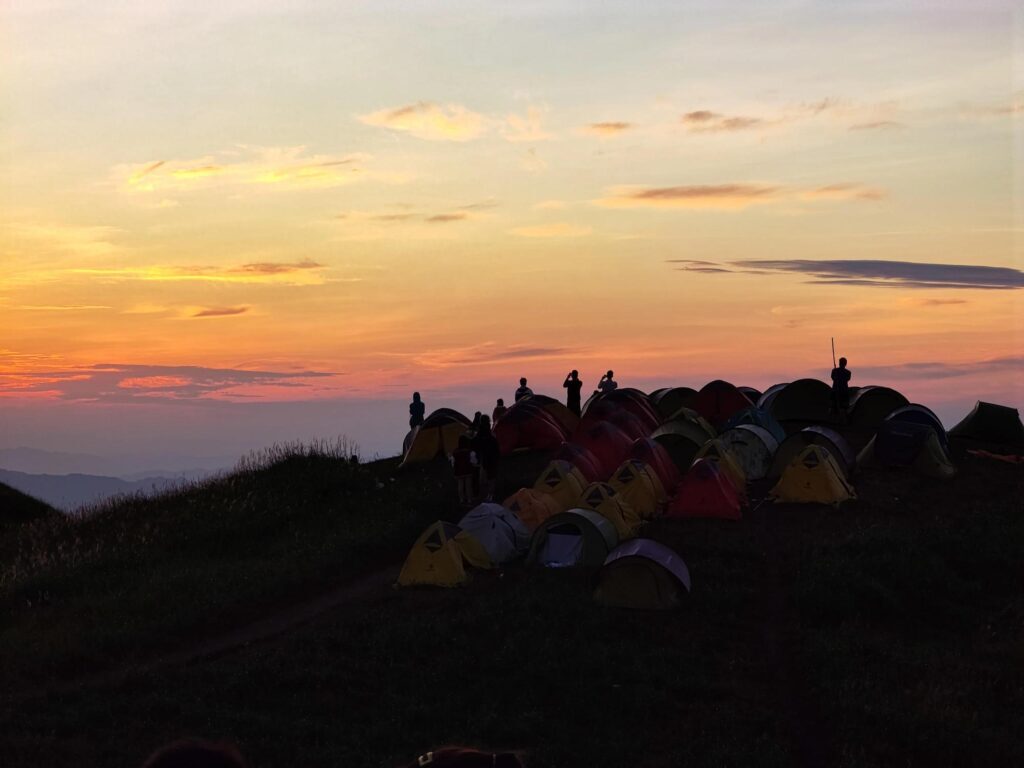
[457,502,531,565]
[718,424,778,481]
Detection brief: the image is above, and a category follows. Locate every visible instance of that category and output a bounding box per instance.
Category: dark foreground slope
[0,481,59,528]
[1,448,1022,768]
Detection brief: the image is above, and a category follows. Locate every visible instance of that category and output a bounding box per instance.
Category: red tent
[574,421,634,479]
[582,389,661,432]
[665,458,742,520]
[628,437,680,494]
[690,380,754,429]
[493,401,568,455]
[553,442,604,483]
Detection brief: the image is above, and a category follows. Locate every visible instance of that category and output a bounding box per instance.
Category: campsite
[2,382,1022,766]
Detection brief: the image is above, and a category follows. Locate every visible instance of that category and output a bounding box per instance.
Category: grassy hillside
[1,446,1022,767]
[0,482,58,528]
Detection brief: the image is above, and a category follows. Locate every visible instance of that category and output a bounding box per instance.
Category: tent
[609,460,665,519]
[948,401,1024,454]
[664,407,717,439]
[886,404,948,449]
[770,427,855,480]
[849,386,909,433]
[737,386,763,403]
[577,481,642,540]
[581,387,659,430]
[593,539,691,610]
[648,387,698,421]
[503,487,562,532]
[458,503,532,564]
[533,459,589,511]
[718,425,778,481]
[627,437,681,495]
[665,457,743,520]
[493,400,568,455]
[694,439,747,492]
[527,509,618,568]
[400,409,471,467]
[769,446,855,505]
[651,434,707,477]
[723,407,787,444]
[397,521,492,587]
[857,422,956,478]
[690,380,754,429]
[760,379,833,425]
[580,408,651,442]
[553,442,604,483]
[518,393,581,434]
[574,421,634,479]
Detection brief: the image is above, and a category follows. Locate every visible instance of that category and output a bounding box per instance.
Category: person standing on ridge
[409,392,426,428]
[563,370,583,416]
[830,357,852,421]
[492,398,507,423]
[597,370,617,394]
[514,377,533,402]
[471,415,500,502]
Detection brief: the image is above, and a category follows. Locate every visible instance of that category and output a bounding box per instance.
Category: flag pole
[831,337,836,368]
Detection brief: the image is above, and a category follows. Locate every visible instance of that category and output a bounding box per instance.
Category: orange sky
[1,1,1021,464]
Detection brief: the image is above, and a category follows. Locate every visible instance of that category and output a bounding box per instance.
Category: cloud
[961,95,1024,118]
[598,184,782,210]
[534,200,567,210]
[854,355,1024,380]
[502,106,553,143]
[426,213,468,223]
[116,146,377,195]
[850,120,903,131]
[597,182,884,210]
[231,259,323,275]
[458,199,499,211]
[191,306,249,318]
[358,101,485,141]
[669,258,1024,290]
[14,304,112,311]
[582,122,632,137]
[0,364,337,403]
[410,343,572,369]
[682,111,763,132]
[508,222,592,238]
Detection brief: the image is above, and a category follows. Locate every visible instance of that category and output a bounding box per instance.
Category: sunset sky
[2,1,1022,468]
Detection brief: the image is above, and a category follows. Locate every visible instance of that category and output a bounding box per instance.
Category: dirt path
[752,500,832,767]
[12,563,401,699]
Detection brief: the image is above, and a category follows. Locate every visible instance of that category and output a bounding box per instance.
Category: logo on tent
[619,465,635,483]
[587,490,604,506]
[802,451,820,469]
[424,530,444,552]
[543,469,560,488]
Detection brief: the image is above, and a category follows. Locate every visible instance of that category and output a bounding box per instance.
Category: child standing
[451,434,477,506]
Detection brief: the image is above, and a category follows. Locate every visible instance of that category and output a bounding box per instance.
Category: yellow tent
[769,445,855,505]
[400,411,470,467]
[397,521,492,587]
[609,460,665,520]
[504,487,562,532]
[694,439,747,493]
[577,482,642,540]
[533,460,589,511]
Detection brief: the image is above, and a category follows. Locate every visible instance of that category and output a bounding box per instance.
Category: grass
[0,445,1021,767]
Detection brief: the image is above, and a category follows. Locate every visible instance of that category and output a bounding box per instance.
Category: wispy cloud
[231,259,323,275]
[855,355,1024,380]
[359,101,486,141]
[582,122,632,137]
[115,146,382,195]
[409,343,573,369]
[681,111,763,132]
[508,222,592,238]
[597,182,883,210]
[669,258,1024,290]
[0,364,337,403]
[849,120,903,131]
[61,259,329,286]
[502,106,553,143]
[425,213,469,223]
[191,306,250,318]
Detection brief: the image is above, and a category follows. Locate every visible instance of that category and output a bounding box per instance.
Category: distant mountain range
[0,446,234,478]
[0,468,214,513]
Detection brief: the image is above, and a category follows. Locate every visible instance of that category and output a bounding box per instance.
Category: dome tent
[533,460,589,511]
[594,539,691,610]
[857,421,956,479]
[723,407,787,444]
[648,387,698,421]
[503,487,562,532]
[401,409,471,467]
[397,521,492,587]
[577,481,642,540]
[666,457,743,520]
[760,379,833,426]
[518,393,581,434]
[718,424,778,482]
[770,445,855,505]
[694,439,748,493]
[770,427,856,480]
[627,437,681,495]
[948,401,1024,455]
[527,509,618,568]
[849,386,910,433]
[553,442,604,483]
[457,503,531,565]
[609,460,665,520]
[574,421,634,479]
[493,400,568,455]
[690,380,754,429]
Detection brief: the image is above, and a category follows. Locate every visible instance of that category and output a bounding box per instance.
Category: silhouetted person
[597,370,617,394]
[451,434,477,506]
[409,392,426,428]
[471,415,500,501]
[492,398,507,423]
[402,747,525,768]
[831,357,852,420]
[142,740,248,768]
[563,370,583,416]
[470,411,483,435]
[514,377,533,402]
